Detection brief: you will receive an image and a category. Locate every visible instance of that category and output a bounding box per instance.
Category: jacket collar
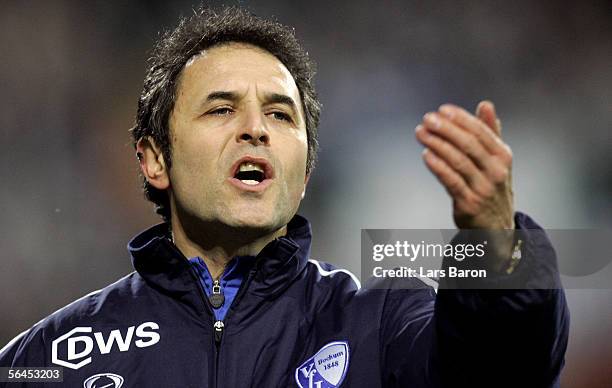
[128,214,312,302]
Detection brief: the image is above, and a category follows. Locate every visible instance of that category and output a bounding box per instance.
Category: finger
[416,125,493,195]
[438,104,506,155]
[421,113,494,171]
[422,148,475,201]
[476,100,501,136]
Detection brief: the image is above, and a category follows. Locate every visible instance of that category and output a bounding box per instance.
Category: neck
[170,215,287,280]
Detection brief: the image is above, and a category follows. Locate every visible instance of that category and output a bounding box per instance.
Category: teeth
[241,179,259,185]
[238,162,264,173]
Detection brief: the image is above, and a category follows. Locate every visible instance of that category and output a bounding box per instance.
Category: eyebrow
[205,91,239,103]
[203,90,300,120]
[265,93,298,114]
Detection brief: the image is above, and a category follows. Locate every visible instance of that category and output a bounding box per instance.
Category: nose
[236,110,270,146]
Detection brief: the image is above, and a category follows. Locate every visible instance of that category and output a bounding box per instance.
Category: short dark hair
[130,6,321,221]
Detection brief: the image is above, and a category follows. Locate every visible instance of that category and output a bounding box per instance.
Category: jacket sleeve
[0,326,49,388]
[380,212,570,387]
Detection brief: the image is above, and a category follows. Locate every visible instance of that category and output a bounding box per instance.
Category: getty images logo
[51,321,160,369]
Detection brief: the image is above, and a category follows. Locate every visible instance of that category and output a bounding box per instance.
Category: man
[0,6,568,387]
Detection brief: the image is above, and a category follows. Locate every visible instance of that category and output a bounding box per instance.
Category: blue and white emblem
[295,341,349,388]
[83,373,124,388]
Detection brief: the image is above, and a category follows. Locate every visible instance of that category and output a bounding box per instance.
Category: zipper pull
[209,279,225,309]
[213,320,224,344]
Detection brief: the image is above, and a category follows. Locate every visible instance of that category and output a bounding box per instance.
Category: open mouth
[229,156,274,189]
[235,162,266,185]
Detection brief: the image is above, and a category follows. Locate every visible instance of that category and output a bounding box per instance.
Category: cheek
[170,137,220,192]
[285,144,308,196]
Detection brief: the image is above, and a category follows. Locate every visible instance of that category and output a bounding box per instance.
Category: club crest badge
[295,341,349,388]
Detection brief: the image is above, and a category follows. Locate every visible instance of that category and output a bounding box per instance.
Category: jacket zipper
[166,242,227,387]
[212,267,258,388]
[172,242,259,388]
[177,255,220,387]
[212,279,225,345]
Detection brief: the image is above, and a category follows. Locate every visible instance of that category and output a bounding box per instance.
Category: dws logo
[52,321,160,369]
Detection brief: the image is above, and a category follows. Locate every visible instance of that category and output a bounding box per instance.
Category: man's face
[167,43,309,234]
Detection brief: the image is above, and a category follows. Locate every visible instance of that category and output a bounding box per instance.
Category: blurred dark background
[1,1,610,386]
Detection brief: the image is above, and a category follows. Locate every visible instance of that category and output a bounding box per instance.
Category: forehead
[177,42,302,107]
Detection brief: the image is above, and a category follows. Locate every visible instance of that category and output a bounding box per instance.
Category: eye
[270,111,292,123]
[208,107,234,116]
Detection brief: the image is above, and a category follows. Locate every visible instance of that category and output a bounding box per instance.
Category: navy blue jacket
[0,213,569,387]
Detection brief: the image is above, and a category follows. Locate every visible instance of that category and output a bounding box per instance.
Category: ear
[136,137,170,190]
[301,173,310,199]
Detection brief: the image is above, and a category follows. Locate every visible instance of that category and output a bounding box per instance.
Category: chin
[224,208,285,233]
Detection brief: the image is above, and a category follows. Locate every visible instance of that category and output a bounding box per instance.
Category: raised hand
[415,101,514,230]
